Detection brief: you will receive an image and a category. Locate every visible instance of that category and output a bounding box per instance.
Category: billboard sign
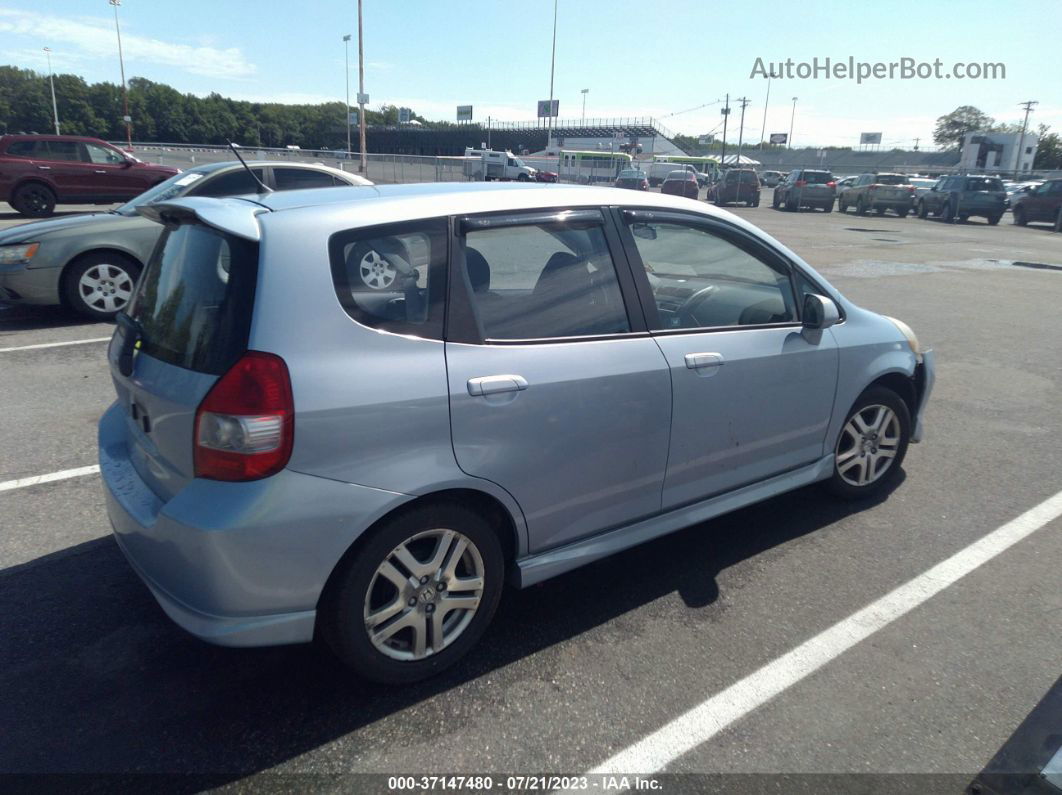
[456,105,473,121]
[769,132,788,144]
[537,99,559,118]
[860,132,883,145]
[398,107,412,124]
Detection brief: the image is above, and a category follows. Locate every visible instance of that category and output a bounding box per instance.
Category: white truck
[463,148,537,181]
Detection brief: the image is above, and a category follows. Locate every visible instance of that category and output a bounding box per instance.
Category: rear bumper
[911,349,936,443]
[98,402,409,647]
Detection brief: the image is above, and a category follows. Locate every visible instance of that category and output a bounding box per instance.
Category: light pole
[736,96,750,164]
[43,47,60,135]
[108,0,132,150]
[758,71,776,150]
[547,0,558,150]
[357,0,367,173]
[788,97,797,149]
[1014,100,1037,179]
[342,34,352,156]
[581,88,588,124]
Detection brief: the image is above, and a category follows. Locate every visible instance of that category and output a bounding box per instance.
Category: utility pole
[913,137,920,151]
[108,0,132,150]
[735,96,751,164]
[720,94,730,167]
[43,47,59,135]
[546,0,558,151]
[357,0,368,172]
[343,34,352,156]
[788,97,797,149]
[759,72,776,150]
[1014,100,1038,179]
[581,88,588,124]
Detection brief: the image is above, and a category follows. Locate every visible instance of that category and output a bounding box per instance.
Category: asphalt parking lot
[2,193,1060,792]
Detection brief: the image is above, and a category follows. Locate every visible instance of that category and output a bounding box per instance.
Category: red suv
[0,135,178,217]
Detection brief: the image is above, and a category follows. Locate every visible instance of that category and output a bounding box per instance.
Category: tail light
[826,181,836,188]
[907,186,915,192]
[194,351,294,481]
[794,180,807,187]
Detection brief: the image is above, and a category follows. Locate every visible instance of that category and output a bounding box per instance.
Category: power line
[660,100,722,120]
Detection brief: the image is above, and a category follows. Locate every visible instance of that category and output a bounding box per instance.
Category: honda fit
[99,182,935,683]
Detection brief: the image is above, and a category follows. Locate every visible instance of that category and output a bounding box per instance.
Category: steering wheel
[677,285,717,327]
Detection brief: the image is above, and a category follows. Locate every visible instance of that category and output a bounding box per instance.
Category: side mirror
[803,293,840,330]
[121,158,133,168]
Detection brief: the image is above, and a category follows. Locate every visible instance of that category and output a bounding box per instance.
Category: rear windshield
[130,223,258,375]
[667,170,692,179]
[966,177,1004,191]
[726,171,757,182]
[876,175,909,185]
[803,172,833,184]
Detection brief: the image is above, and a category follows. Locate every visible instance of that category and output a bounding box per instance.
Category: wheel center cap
[419,586,436,603]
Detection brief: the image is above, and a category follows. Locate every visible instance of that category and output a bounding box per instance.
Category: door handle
[94,170,107,174]
[37,165,50,170]
[467,374,529,396]
[684,352,725,369]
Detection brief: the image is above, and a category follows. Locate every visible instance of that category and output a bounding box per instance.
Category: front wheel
[987,213,1001,226]
[320,502,504,683]
[1012,206,1027,226]
[772,193,781,209]
[917,200,928,219]
[517,173,530,181]
[63,252,141,320]
[897,209,909,218]
[822,203,833,213]
[825,387,911,500]
[856,198,867,216]
[941,201,955,223]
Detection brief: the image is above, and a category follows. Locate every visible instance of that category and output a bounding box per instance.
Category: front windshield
[113,169,209,216]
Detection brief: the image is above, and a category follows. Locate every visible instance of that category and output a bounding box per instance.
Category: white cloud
[0,8,255,79]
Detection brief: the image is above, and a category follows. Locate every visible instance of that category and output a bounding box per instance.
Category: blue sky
[3,0,1059,148]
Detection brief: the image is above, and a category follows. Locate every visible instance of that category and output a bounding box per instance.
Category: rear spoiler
[137,197,269,242]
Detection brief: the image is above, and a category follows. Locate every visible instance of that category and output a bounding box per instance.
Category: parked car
[773,169,836,212]
[834,176,858,192]
[614,169,649,190]
[0,134,179,217]
[759,170,783,187]
[1010,178,1062,228]
[0,161,371,319]
[99,182,934,683]
[534,170,558,183]
[916,175,1005,224]
[908,177,936,204]
[709,168,760,206]
[660,169,699,199]
[1005,180,1041,210]
[837,173,915,217]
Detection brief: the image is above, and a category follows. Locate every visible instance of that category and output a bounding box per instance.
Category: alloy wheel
[835,404,901,487]
[78,263,135,313]
[359,249,398,290]
[363,529,485,661]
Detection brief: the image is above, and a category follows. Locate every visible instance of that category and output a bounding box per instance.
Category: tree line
[0,65,428,149]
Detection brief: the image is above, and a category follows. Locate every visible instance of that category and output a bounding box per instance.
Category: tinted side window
[5,141,35,157]
[191,169,265,197]
[273,167,338,191]
[328,218,447,339]
[463,217,630,340]
[625,220,797,330]
[43,141,80,161]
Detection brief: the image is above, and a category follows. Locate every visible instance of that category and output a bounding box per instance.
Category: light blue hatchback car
[99,181,935,683]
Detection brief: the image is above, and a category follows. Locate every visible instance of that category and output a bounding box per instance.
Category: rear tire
[320,502,504,684]
[987,213,1001,226]
[823,203,833,213]
[62,252,141,320]
[12,182,56,217]
[772,193,781,209]
[917,200,927,219]
[897,209,909,219]
[1012,206,1027,226]
[786,196,797,212]
[825,386,911,500]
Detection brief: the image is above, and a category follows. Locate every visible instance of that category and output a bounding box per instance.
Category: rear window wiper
[115,311,142,377]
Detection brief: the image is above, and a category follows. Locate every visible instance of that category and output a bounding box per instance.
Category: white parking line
[585,488,1062,777]
[0,465,101,493]
[0,337,111,353]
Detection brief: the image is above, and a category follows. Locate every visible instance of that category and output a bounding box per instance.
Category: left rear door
[445,208,672,553]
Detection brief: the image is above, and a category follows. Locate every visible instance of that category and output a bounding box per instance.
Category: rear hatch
[801,171,835,198]
[107,220,259,501]
[961,177,1006,210]
[871,175,912,203]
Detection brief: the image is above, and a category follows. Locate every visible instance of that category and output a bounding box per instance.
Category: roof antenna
[227,140,272,193]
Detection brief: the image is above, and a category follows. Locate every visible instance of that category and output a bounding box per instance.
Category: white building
[960,131,1038,174]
